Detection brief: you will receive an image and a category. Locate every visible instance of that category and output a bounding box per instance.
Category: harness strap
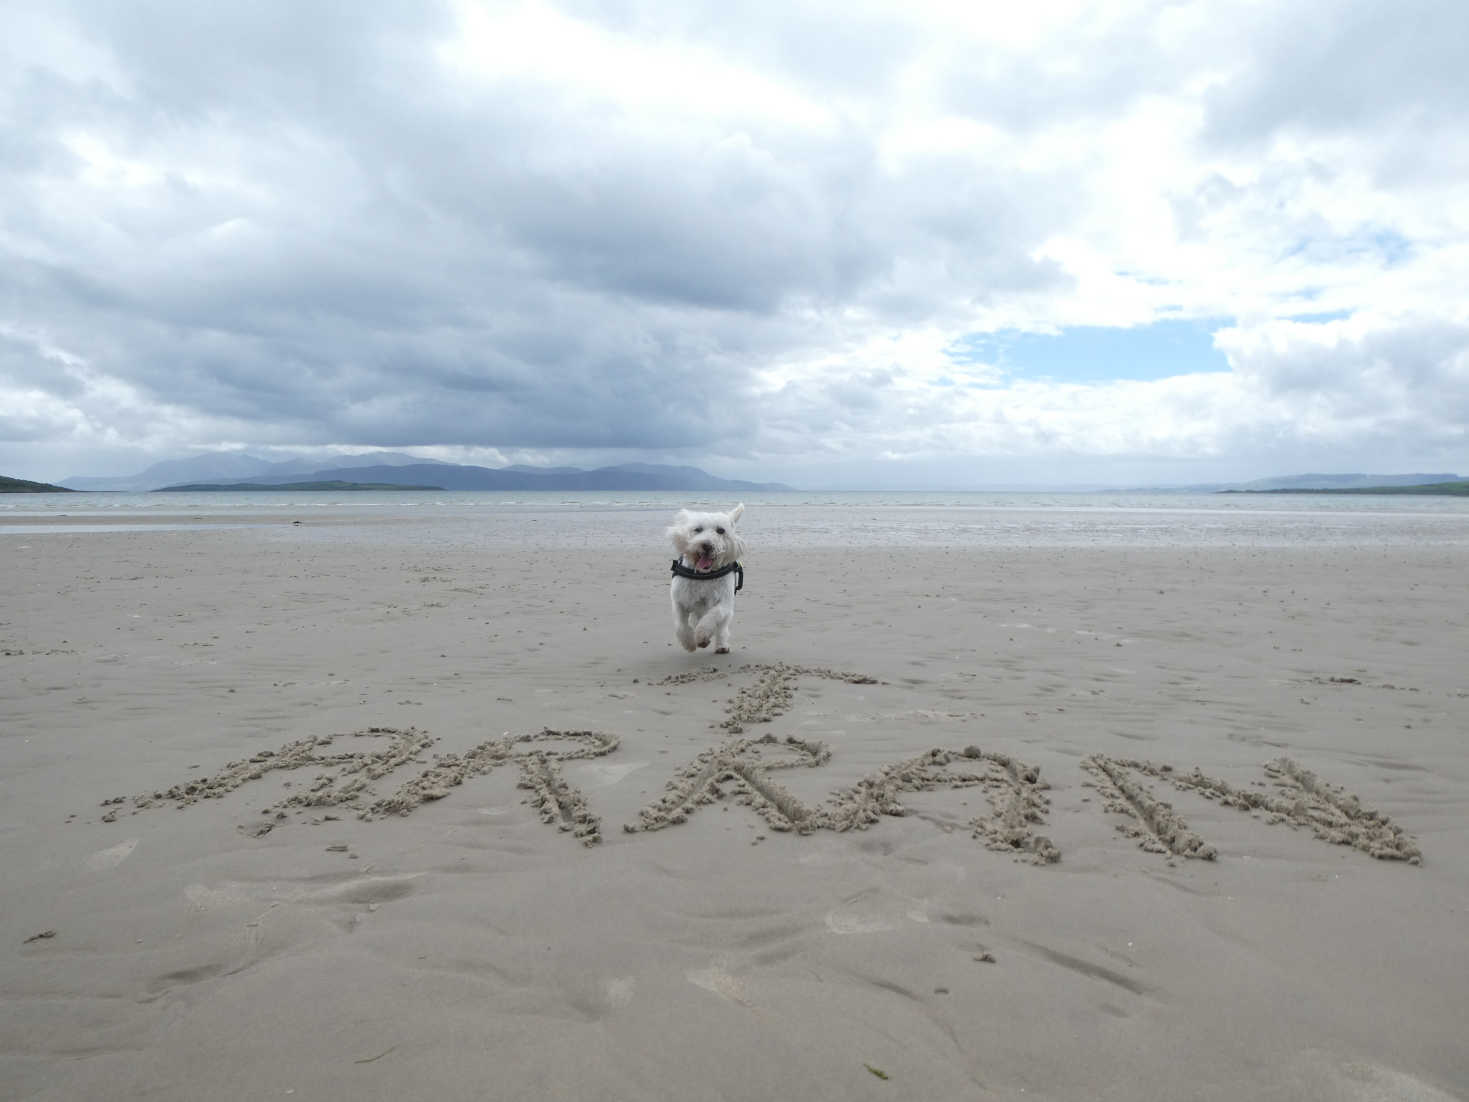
[671,559,744,593]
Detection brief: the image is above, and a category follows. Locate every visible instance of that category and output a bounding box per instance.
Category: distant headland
[1,475,74,493]
[1221,481,1469,496]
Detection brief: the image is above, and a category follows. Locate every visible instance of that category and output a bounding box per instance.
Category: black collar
[671,559,744,592]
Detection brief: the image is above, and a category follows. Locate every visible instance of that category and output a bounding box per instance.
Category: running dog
[667,503,746,653]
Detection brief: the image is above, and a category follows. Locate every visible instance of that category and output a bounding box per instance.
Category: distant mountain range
[181,462,790,493]
[56,453,793,493]
[157,480,447,492]
[35,457,1469,495]
[61,451,437,492]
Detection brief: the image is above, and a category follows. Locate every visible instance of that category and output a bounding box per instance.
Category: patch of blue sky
[1367,229,1412,267]
[946,317,1232,384]
[1113,270,1174,287]
[1279,228,1413,268]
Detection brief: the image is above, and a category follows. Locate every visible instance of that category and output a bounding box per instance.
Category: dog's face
[667,503,746,572]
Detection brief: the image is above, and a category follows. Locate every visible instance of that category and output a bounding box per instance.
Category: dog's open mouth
[695,554,715,572]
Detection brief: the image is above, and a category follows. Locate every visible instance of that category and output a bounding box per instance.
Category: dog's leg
[672,593,698,651]
[695,606,733,653]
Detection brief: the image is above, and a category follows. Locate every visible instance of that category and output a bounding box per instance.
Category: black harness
[670,559,744,593]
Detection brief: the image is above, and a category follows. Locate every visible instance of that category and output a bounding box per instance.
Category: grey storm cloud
[0,4,896,450]
[1219,318,1469,442]
[1200,0,1469,147]
[2,0,1065,458]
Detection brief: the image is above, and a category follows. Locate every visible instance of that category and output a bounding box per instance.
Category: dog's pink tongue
[696,554,714,571]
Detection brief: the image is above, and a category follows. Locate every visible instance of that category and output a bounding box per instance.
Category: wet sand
[2,523,1467,1100]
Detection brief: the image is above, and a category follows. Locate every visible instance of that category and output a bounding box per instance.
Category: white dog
[667,503,747,653]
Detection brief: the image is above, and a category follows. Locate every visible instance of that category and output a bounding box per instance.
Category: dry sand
[2,520,1468,1100]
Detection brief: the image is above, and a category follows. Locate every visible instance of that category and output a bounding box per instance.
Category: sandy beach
[3,515,1467,1100]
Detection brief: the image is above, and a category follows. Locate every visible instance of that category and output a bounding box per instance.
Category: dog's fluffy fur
[667,503,746,653]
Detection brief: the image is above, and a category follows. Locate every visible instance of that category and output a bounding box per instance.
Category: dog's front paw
[695,633,711,649]
[714,646,730,654]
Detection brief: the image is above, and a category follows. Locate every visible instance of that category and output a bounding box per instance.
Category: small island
[155,481,447,492]
[1,475,74,493]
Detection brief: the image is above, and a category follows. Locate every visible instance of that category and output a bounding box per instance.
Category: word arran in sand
[105,663,1421,865]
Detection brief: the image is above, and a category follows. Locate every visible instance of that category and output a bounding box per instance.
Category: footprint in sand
[1291,1049,1460,1101]
[86,838,138,871]
[315,875,418,905]
[183,882,251,911]
[603,976,637,1009]
[824,907,897,935]
[826,889,934,934]
[687,962,749,1005]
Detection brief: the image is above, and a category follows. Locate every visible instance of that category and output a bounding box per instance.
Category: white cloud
[1,0,1467,484]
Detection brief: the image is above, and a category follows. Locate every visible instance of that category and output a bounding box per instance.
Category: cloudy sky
[4,0,1468,488]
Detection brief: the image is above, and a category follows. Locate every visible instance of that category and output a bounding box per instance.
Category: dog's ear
[729,503,745,525]
[672,509,692,525]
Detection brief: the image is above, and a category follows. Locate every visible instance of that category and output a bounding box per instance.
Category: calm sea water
[5,489,1469,550]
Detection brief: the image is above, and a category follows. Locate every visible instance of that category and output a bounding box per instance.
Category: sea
[4,490,1469,550]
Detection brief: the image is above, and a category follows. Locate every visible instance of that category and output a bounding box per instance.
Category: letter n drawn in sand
[1082,755,1421,864]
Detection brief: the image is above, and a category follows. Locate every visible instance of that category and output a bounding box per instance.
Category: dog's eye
[716,527,725,535]
[692,526,702,534]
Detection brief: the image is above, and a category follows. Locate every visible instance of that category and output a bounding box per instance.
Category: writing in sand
[98,663,1421,868]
